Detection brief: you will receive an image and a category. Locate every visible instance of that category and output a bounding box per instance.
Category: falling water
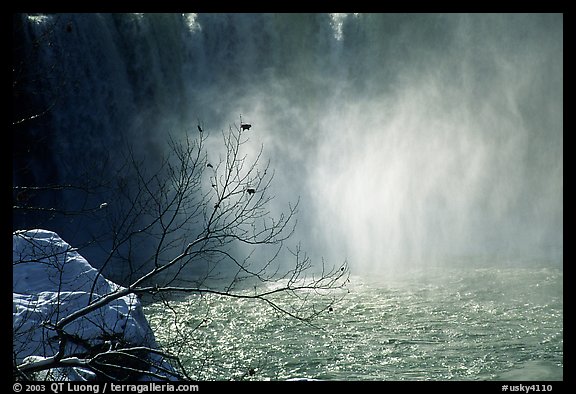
[13,13,562,277]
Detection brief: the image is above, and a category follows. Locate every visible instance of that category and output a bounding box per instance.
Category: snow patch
[13,229,175,380]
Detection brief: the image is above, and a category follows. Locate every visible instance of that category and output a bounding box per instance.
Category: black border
[8,6,568,392]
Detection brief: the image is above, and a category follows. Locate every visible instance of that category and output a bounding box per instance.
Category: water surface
[144,267,563,380]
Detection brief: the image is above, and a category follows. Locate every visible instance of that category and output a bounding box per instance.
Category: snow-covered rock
[13,229,175,380]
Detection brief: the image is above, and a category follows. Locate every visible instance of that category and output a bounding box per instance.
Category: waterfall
[13,13,563,278]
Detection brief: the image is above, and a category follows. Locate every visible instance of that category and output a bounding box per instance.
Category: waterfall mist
[13,13,563,279]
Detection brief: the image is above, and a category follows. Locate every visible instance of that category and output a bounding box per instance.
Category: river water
[144,266,562,381]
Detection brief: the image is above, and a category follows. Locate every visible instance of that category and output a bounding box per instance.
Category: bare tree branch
[13,119,349,381]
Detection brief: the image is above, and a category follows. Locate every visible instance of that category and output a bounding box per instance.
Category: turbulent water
[144,267,563,381]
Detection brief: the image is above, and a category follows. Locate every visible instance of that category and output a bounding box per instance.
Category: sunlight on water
[144,267,562,381]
